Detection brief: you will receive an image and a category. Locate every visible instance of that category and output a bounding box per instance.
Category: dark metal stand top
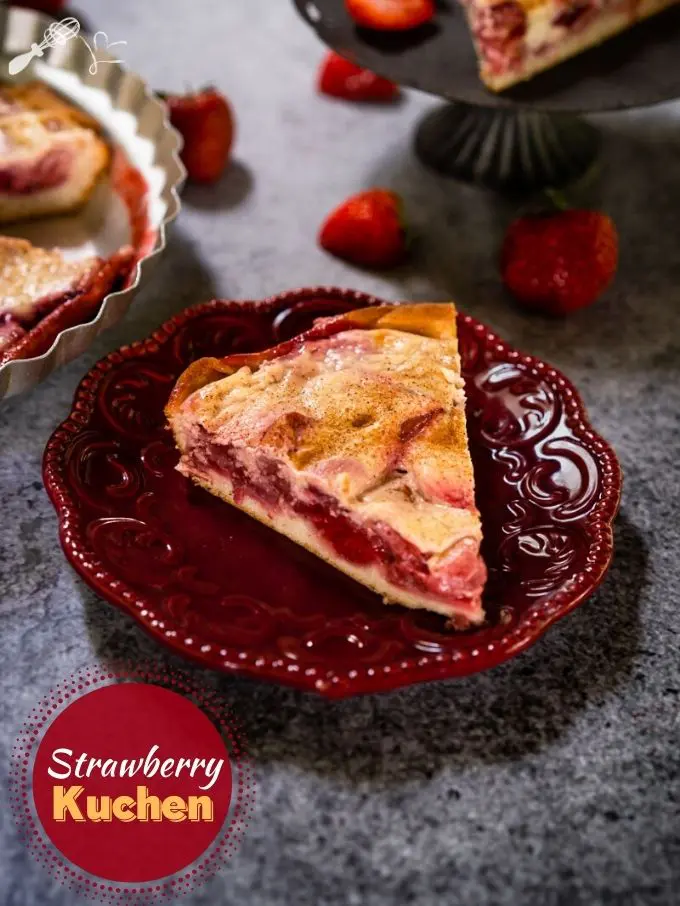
[295,0,680,112]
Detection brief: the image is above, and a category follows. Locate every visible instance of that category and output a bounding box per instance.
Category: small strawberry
[162,87,234,184]
[319,189,407,269]
[501,209,619,315]
[318,52,399,103]
[345,0,436,30]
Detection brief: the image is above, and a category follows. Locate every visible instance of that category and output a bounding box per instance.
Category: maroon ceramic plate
[44,289,621,698]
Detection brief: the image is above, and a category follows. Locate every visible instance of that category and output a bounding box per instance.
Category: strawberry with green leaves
[319,189,408,270]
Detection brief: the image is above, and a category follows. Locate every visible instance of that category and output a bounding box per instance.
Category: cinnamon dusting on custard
[0,237,98,322]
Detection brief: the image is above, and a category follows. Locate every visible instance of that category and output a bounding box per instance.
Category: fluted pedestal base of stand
[415,103,600,194]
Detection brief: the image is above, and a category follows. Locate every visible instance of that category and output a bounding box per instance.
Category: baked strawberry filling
[0,240,135,364]
[185,431,485,622]
[0,316,26,351]
[471,1,527,75]
[463,0,656,86]
[0,146,71,195]
[552,2,596,28]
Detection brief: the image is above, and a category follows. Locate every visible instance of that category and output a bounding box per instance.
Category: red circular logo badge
[10,664,255,903]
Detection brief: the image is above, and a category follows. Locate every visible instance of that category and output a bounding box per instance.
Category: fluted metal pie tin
[0,5,185,399]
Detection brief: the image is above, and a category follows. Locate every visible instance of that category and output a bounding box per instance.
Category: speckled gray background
[1,1,679,904]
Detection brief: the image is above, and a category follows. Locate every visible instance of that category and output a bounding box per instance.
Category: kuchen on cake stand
[294,0,680,193]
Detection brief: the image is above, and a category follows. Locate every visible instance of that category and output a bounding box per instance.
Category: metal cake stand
[294,0,680,192]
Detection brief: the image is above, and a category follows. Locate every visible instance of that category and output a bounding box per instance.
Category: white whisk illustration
[8,18,80,76]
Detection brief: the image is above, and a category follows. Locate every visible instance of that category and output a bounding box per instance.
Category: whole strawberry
[318,52,399,103]
[163,87,234,184]
[346,0,435,30]
[501,209,619,315]
[319,189,407,269]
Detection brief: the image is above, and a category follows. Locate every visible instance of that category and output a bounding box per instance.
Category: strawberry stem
[544,188,570,210]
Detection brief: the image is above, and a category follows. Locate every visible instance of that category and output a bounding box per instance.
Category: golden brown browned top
[0,82,102,132]
[0,237,97,321]
[0,82,109,167]
[167,304,478,514]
